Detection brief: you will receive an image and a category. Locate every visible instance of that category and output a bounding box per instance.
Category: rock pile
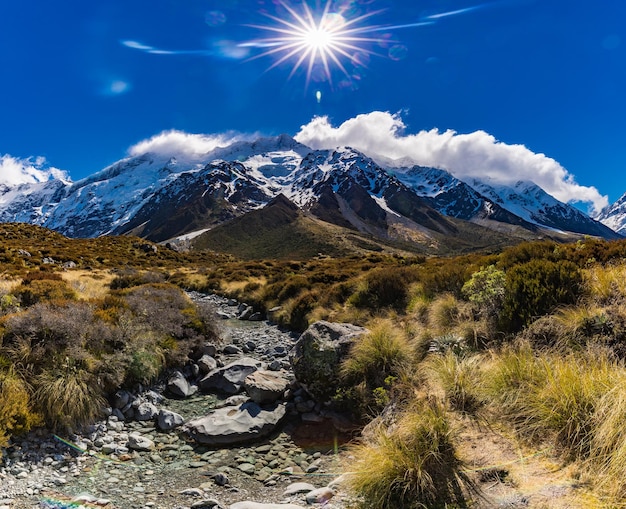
[0,294,365,509]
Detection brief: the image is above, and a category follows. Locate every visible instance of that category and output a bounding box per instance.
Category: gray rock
[305,487,335,504]
[135,402,158,421]
[198,355,218,374]
[113,390,132,409]
[199,357,262,395]
[185,402,287,446]
[198,343,218,358]
[157,409,185,431]
[127,434,155,451]
[290,321,367,401]
[238,305,255,320]
[168,371,192,398]
[248,312,264,321]
[243,370,289,404]
[223,345,243,355]
[283,482,316,496]
[214,472,229,486]
[230,504,305,509]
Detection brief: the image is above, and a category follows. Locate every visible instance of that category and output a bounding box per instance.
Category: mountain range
[0,134,622,258]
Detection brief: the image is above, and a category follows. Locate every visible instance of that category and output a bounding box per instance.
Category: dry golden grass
[584,264,626,304]
[62,270,115,300]
[346,399,471,509]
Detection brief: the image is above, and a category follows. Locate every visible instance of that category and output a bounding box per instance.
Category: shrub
[349,268,411,311]
[346,399,470,508]
[461,265,506,319]
[500,259,582,332]
[13,279,77,307]
[0,366,41,450]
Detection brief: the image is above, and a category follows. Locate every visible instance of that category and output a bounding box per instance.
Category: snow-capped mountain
[465,178,619,239]
[595,194,626,235]
[0,134,620,252]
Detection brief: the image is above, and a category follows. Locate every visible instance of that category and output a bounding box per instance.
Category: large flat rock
[185,401,287,445]
[199,357,263,395]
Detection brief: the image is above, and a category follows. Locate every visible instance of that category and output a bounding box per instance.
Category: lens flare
[242,0,387,88]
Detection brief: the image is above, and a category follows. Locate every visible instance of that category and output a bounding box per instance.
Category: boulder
[243,370,289,404]
[199,357,262,395]
[185,402,286,446]
[167,371,192,398]
[157,409,185,431]
[290,321,367,401]
[135,402,158,421]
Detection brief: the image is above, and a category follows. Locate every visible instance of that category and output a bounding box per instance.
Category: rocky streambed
[0,294,361,509]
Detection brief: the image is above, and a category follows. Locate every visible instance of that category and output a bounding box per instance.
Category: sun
[243,1,385,89]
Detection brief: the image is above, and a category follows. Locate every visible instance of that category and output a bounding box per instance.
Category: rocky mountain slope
[595,193,626,235]
[0,135,619,254]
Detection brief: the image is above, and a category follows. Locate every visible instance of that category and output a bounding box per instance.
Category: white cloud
[0,154,70,187]
[128,130,245,159]
[295,112,608,214]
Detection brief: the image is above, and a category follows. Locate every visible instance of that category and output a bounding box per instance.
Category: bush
[13,279,77,307]
[461,265,506,319]
[346,399,470,508]
[0,366,41,450]
[500,259,582,332]
[349,268,411,312]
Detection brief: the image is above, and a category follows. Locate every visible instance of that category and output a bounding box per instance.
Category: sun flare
[243,1,385,88]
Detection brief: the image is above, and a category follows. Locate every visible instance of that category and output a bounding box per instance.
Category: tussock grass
[341,319,414,388]
[346,399,470,509]
[424,350,483,413]
[584,264,626,304]
[588,373,626,500]
[482,343,620,458]
[34,364,105,431]
[428,294,471,333]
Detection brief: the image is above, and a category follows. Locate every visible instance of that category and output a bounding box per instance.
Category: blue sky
[1,0,625,210]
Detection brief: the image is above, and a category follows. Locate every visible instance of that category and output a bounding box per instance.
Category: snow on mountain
[595,194,626,235]
[467,178,620,238]
[0,133,619,243]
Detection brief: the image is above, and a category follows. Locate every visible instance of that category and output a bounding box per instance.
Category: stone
[127,434,155,452]
[157,409,185,431]
[248,312,264,321]
[305,487,334,504]
[238,463,256,475]
[168,370,192,398]
[192,500,222,509]
[244,370,290,404]
[214,472,229,486]
[198,355,218,374]
[223,345,243,355]
[230,504,305,509]
[290,321,367,401]
[238,305,254,320]
[282,482,316,497]
[113,390,132,409]
[199,357,262,395]
[135,402,158,421]
[184,402,287,446]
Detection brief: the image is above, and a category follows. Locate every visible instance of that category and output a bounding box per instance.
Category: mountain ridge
[0,134,620,256]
